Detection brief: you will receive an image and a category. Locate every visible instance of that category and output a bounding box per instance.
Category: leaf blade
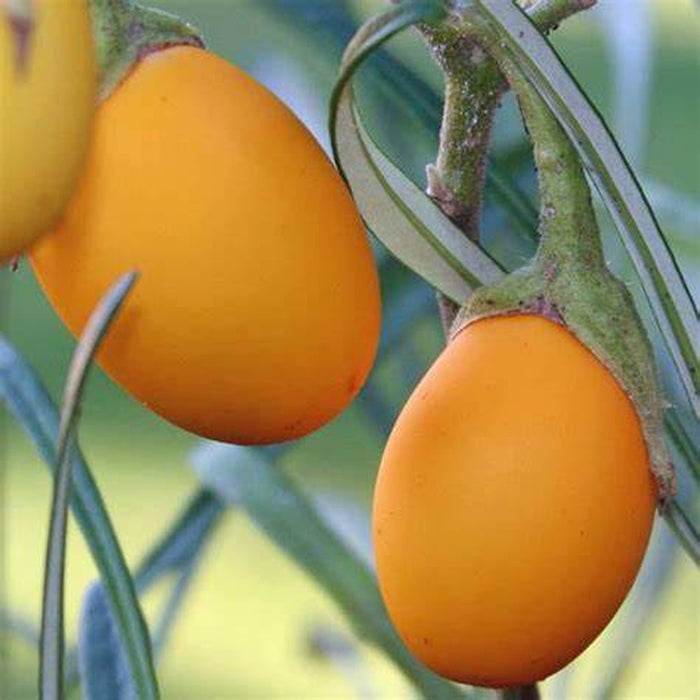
[40,272,144,700]
[0,303,158,698]
[329,1,505,303]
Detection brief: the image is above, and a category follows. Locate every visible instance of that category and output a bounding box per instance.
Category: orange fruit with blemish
[373,314,655,686]
[31,45,380,444]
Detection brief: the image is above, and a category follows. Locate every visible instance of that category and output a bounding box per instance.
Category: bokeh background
[1,0,698,697]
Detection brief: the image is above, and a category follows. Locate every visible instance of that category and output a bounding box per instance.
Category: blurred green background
[1,0,698,697]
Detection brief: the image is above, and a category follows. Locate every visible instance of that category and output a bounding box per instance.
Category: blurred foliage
[1,0,698,698]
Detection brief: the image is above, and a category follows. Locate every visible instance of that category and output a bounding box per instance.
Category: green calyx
[90,0,204,100]
[431,6,674,503]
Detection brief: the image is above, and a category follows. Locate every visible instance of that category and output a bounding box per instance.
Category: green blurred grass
[2,0,698,697]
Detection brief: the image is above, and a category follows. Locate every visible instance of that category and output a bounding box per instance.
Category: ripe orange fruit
[31,45,381,444]
[373,314,655,686]
[1,0,95,261]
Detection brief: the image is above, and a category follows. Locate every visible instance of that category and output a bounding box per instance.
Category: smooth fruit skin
[31,46,381,444]
[0,0,95,261]
[373,314,655,687]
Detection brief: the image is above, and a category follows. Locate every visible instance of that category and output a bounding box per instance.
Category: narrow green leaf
[474,0,700,415]
[192,443,471,699]
[329,1,504,304]
[40,272,143,700]
[65,487,223,692]
[0,350,158,699]
[0,305,157,697]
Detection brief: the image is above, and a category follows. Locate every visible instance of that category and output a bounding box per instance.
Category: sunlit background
[2,0,698,697]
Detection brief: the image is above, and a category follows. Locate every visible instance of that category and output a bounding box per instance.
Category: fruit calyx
[90,0,204,100]
[435,6,674,503]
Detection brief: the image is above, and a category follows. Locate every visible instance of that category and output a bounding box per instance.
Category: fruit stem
[416,0,597,328]
[417,0,597,245]
[488,48,604,274]
[89,0,203,100]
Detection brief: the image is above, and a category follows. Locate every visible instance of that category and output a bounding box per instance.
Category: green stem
[89,0,203,99]
[417,0,597,329]
[417,0,598,245]
[495,53,604,272]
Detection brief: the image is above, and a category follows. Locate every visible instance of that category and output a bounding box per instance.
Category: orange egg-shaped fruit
[31,46,381,444]
[373,314,655,687]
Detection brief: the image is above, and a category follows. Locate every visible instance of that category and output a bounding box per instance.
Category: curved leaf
[0,340,158,698]
[39,273,151,700]
[474,0,700,415]
[329,1,504,303]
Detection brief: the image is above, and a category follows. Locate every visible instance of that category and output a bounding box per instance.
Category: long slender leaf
[192,443,471,699]
[0,341,158,697]
[40,272,142,700]
[329,1,504,303]
[474,0,700,416]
